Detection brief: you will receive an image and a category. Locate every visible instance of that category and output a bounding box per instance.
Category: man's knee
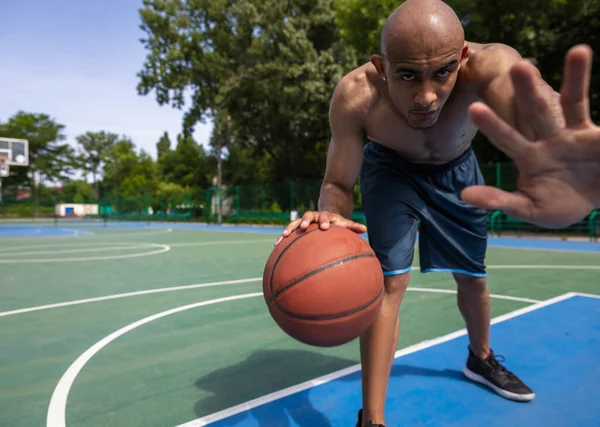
[453,272,487,294]
[383,272,411,302]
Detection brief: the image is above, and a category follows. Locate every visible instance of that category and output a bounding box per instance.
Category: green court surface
[1,225,599,427]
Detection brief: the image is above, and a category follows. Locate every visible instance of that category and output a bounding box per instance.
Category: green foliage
[75,130,119,198]
[156,131,171,159]
[157,134,213,190]
[333,0,402,61]
[58,180,96,203]
[138,0,356,181]
[102,138,157,199]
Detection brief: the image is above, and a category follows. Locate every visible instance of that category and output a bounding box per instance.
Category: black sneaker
[356,409,386,427]
[463,348,535,402]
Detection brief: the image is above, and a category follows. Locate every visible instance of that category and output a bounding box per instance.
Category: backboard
[0,137,29,166]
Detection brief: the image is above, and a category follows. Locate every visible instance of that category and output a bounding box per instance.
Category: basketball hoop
[0,157,9,178]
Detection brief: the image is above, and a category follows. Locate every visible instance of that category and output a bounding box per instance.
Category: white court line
[487,264,600,270]
[4,263,599,317]
[77,227,174,238]
[45,292,583,427]
[0,241,154,253]
[0,278,262,317]
[46,292,264,427]
[177,292,581,427]
[0,244,170,263]
[168,239,273,248]
[0,229,95,240]
[0,238,269,253]
[408,287,540,304]
[488,244,600,254]
[0,227,173,241]
[574,292,600,300]
[2,244,161,257]
[56,228,95,237]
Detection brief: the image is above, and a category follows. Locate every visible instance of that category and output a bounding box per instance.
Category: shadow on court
[193,348,354,426]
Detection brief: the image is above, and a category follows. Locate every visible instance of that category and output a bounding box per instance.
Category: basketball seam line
[268,226,323,297]
[268,252,377,304]
[276,279,384,321]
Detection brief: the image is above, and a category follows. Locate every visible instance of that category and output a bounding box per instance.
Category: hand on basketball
[462,44,600,228]
[274,210,367,245]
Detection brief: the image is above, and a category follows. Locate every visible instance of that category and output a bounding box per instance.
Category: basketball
[263,223,384,347]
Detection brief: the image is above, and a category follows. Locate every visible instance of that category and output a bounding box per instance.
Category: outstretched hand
[462,44,600,228]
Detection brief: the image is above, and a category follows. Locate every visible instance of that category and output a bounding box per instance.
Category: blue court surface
[201,294,600,427]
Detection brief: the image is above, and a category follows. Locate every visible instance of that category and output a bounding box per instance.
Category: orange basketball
[263,223,384,347]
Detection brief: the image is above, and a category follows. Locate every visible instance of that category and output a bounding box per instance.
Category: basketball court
[1,219,599,427]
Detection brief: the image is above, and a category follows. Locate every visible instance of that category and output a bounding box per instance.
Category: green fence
[1,162,598,239]
[203,163,518,225]
[0,190,199,223]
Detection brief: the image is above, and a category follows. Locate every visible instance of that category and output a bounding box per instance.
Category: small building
[55,203,99,217]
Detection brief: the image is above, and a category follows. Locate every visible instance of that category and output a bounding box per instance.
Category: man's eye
[437,69,450,77]
[401,74,415,81]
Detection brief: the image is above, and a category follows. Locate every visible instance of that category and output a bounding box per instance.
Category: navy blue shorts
[360,141,488,277]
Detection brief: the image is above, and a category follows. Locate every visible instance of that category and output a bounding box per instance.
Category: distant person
[272,0,594,426]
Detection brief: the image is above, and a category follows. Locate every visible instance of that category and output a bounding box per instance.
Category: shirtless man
[275,1,569,426]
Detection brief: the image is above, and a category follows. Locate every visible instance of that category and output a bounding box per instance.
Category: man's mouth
[411,110,437,119]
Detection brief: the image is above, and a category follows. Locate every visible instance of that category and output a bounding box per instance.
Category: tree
[333,0,402,62]
[137,0,356,183]
[102,138,157,204]
[58,180,95,203]
[160,134,213,189]
[0,111,76,216]
[75,131,118,199]
[156,131,171,159]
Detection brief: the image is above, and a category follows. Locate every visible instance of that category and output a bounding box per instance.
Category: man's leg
[416,148,535,402]
[454,273,490,359]
[359,272,410,427]
[453,272,535,401]
[358,141,423,426]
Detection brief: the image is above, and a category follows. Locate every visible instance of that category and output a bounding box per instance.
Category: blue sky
[0,0,213,160]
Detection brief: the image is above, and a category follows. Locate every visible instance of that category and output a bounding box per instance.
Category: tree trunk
[33,173,39,219]
[93,171,99,200]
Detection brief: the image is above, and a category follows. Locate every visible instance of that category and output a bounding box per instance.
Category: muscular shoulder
[329,64,379,131]
[462,42,523,88]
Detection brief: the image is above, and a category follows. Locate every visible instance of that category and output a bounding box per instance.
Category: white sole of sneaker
[463,366,536,402]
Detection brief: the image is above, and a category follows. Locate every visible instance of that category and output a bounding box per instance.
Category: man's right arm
[275,76,368,244]
[318,77,367,218]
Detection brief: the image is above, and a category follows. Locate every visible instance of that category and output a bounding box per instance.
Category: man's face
[375,45,466,129]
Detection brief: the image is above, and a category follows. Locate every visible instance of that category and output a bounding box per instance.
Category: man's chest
[364,90,479,164]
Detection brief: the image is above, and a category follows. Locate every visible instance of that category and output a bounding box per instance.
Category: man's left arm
[468,44,565,140]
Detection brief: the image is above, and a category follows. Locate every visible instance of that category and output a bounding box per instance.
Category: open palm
[462,45,600,228]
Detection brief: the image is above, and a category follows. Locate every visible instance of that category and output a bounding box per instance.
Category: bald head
[380,0,464,59]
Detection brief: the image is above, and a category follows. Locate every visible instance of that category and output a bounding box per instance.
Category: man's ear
[461,43,469,60]
[370,54,387,80]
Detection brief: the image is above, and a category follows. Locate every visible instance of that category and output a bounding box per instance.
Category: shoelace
[487,353,519,381]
